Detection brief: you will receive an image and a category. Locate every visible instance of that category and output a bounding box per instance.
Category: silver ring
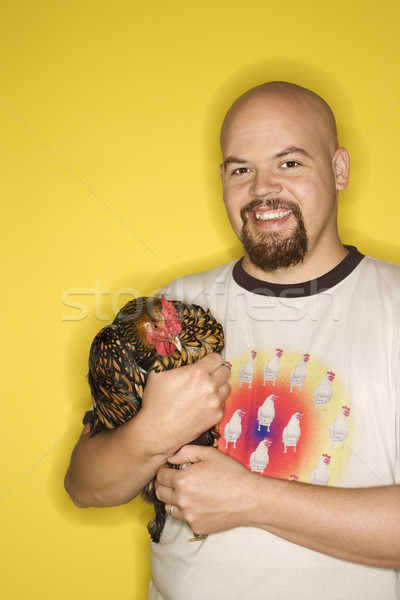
[169,504,174,517]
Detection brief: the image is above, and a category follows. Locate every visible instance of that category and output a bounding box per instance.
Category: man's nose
[249,170,282,198]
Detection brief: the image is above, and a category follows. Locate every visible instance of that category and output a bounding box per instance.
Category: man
[65,82,400,599]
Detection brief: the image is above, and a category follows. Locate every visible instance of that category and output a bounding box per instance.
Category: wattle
[155,340,175,357]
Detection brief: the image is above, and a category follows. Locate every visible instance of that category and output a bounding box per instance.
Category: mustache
[240,198,302,222]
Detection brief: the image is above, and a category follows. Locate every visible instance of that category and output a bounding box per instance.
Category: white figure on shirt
[224,409,245,449]
[314,371,335,411]
[329,406,350,448]
[262,349,283,386]
[250,438,272,475]
[239,350,257,388]
[282,411,303,453]
[257,394,277,432]
[310,454,331,486]
[289,354,310,392]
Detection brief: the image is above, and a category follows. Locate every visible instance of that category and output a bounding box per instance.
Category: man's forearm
[64,414,171,508]
[65,356,230,508]
[159,445,400,569]
[250,476,400,568]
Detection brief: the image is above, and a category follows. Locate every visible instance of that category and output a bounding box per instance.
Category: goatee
[240,199,308,272]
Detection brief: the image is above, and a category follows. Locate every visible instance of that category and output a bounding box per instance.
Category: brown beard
[240,199,308,272]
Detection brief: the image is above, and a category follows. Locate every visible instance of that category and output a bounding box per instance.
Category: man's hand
[65,353,230,508]
[140,353,231,457]
[156,444,400,569]
[155,445,255,536]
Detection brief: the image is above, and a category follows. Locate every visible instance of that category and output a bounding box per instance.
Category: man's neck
[242,243,349,285]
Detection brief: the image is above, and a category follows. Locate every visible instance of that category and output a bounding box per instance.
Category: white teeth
[254,209,292,221]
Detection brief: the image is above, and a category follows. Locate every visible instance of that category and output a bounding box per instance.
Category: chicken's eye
[153,324,159,330]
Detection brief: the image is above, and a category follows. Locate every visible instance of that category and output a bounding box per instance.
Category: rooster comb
[160,295,182,335]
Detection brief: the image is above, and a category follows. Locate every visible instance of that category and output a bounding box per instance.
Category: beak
[170,336,182,352]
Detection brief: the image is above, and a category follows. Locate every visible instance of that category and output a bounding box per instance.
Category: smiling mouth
[253,209,293,222]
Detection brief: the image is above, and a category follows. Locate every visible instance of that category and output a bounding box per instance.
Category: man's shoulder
[362,254,400,278]
[358,254,400,296]
[160,260,237,304]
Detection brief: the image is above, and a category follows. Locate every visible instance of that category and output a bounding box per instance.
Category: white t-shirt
[149,247,400,600]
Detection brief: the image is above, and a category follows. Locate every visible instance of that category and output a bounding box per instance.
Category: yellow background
[1,1,399,598]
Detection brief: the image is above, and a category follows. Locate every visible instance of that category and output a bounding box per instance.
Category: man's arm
[64,354,230,508]
[156,445,400,569]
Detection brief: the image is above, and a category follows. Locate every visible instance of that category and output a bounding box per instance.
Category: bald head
[220,82,338,155]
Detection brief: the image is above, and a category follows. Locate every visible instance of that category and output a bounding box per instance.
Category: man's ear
[333,147,350,191]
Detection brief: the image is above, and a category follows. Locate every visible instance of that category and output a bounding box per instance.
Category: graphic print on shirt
[239,350,257,388]
[262,348,282,386]
[224,409,246,449]
[218,349,351,486]
[289,354,310,392]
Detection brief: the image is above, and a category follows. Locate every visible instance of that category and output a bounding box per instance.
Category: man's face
[220,92,347,273]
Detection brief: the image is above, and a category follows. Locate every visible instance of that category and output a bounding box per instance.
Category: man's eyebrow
[222,156,248,168]
[274,146,313,159]
[223,147,313,168]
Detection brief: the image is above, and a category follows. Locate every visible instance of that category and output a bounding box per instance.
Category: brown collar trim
[232,246,365,297]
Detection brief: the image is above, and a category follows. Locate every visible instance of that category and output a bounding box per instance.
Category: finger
[155,479,174,504]
[155,463,175,487]
[168,444,213,466]
[218,380,231,398]
[211,363,232,387]
[196,352,224,373]
[164,503,183,521]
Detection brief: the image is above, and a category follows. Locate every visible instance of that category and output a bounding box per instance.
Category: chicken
[257,394,277,432]
[310,454,331,486]
[313,371,335,412]
[239,350,257,388]
[289,353,310,392]
[224,409,245,448]
[329,406,350,448]
[262,348,283,386]
[282,411,303,453]
[87,294,224,543]
[249,438,272,474]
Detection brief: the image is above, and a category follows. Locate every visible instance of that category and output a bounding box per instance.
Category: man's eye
[281,161,300,169]
[231,167,250,175]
